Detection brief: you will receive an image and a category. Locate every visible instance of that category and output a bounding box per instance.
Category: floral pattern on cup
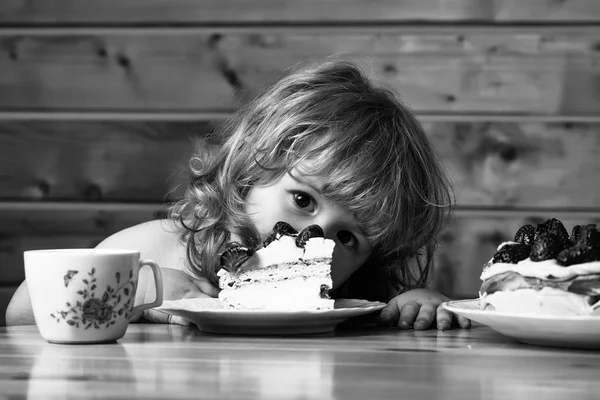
[50,268,136,330]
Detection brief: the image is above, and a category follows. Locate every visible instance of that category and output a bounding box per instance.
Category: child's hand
[377,288,470,330]
[139,267,219,325]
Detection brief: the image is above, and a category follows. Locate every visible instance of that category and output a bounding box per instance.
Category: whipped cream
[481,287,600,316]
[480,241,600,282]
[218,276,334,311]
[247,235,333,268]
[217,235,335,279]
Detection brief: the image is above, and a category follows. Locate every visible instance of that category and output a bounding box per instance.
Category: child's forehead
[287,166,324,188]
[287,163,328,190]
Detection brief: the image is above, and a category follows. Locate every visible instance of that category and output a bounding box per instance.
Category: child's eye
[337,230,358,248]
[293,192,314,209]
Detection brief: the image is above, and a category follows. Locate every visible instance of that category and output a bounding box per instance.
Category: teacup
[24,249,163,344]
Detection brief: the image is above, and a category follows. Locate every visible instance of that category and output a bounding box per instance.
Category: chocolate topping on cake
[319,284,331,299]
[220,221,329,274]
[219,245,252,274]
[262,221,298,247]
[295,225,325,248]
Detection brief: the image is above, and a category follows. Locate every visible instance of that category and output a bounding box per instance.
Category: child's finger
[142,309,191,325]
[456,314,471,329]
[376,301,400,327]
[414,303,435,330]
[192,278,220,298]
[399,301,420,329]
[168,315,192,326]
[142,308,170,323]
[436,306,453,330]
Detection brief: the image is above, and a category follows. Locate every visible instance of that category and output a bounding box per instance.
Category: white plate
[443,299,600,349]
[154,298,386,335]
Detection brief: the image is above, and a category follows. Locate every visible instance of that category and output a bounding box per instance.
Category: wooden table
[1,324,599,400]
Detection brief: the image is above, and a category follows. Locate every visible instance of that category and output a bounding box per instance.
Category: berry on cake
[217,222,335,311]
[479,218,600,316]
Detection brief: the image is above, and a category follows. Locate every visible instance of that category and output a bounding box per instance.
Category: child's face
[244,168,373,289]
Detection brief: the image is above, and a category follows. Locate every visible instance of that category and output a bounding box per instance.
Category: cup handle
[130,259,163,318]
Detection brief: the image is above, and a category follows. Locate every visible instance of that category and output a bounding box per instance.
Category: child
[6,60,470,331]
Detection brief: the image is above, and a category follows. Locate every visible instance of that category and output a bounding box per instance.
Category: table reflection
[2,324,600,400]
[217,351,335,400]
[26,344,134,398]
[122,340,336,399]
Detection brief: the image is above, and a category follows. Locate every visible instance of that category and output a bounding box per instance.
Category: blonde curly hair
[169,60,454,301]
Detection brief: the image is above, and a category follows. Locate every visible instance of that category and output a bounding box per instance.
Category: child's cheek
[330,253,364,288]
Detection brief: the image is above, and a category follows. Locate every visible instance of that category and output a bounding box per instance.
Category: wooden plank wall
[1,0,600,325]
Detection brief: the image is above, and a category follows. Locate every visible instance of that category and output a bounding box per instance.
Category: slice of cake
[479,218,600,316]
[216,222,335,311]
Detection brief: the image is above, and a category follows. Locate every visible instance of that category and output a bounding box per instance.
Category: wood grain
[423,121,600,208]
[0,202,164,236]
[0,235,105,283]
[1,31,599,115]
[0,121,215,201]
[1,0,599,23]
[1,324,600,400]
[3,120,600,208]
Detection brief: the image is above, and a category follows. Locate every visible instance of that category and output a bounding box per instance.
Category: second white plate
[443,299,600,349]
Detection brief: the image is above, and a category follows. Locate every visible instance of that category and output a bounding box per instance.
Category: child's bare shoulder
[97,220,187,270]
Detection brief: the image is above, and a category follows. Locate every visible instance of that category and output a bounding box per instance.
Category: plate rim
[443,298,600,322]
[155,298,386,335]
[156,298,387,316]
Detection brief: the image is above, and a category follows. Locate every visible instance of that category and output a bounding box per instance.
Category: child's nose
[294,222,336,242]
[313,222,339,243]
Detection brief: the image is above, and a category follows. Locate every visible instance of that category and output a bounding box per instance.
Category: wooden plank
[0,121,216,201]
[1,0,600,24]
[0,111,233,122]
[0,31,599,115]
[2,120,600,208]
[423,121,600,208]
[0,235,103,284]
[4,111,600,123]
[0,202,163,236]
[493,0,600,22]
[433,212,600,298]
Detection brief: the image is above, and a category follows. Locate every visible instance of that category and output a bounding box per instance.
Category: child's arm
[5,282,35,326]
[5,278,155,326]
[137,266,219,324]
[95,220,219,324]
[377,288,471,330]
